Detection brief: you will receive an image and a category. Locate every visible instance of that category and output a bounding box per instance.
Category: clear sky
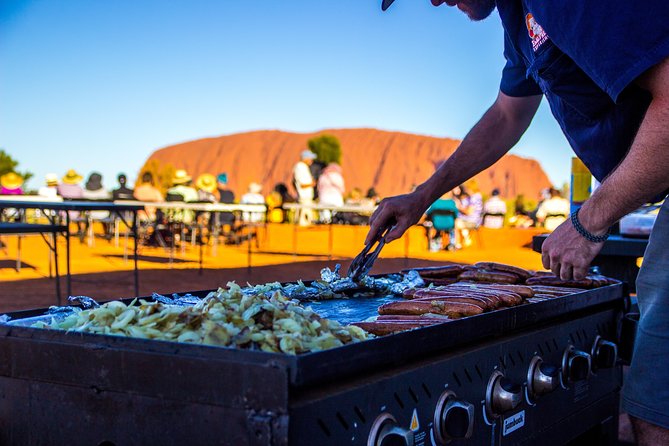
[1,0,572,190]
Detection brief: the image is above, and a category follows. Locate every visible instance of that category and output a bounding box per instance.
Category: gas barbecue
[0,274,624,445]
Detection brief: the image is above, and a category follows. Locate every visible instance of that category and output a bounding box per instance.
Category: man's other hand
[366,192,430,245]
[541,219,605,280]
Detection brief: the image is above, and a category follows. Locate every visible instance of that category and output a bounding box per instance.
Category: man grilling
[369,1,669,444]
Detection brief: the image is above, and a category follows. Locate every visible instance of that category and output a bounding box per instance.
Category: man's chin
[459,2,495,21]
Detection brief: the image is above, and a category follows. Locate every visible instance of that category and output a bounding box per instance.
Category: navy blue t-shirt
[497,0,669,182]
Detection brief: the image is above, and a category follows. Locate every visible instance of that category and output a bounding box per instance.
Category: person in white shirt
[240,182,265,223]
[482,188,507,228]
[292,150,317,226]
[536,187,570,231]
[38,173,59,199]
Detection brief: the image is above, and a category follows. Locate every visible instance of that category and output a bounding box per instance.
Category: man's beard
[460,0,496,21]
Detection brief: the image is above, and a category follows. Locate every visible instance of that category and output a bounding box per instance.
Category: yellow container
[570,157,592,212]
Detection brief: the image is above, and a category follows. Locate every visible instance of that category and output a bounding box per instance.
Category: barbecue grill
[0,278,625,445]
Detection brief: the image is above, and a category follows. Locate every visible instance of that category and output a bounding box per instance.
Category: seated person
[536,187,570,231]
[240,182,265,223]
[482,188,507,228]
[112,173,135,201]
[425,195,458,251]
[166,169,198,223]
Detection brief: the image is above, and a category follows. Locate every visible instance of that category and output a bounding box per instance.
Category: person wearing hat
[82,172,112,239]
[216,173,235,204]
[167,169,198,202]
[292,150,317,226]
[167,169,198,224]
[57,169,84,200]
[195,173,218,203]
[374,1,669,443]
[38,173,59,199]
[0,172,24,195]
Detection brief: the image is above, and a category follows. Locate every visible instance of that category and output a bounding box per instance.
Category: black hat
[382,0,395,11]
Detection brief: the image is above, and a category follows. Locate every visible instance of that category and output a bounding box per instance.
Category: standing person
[292,150,317,226]
[317,162,345,223]
[482,188,507,228]
[535,187,570,231]
[82,172,112,240]
[112,173,134,201]
[374,1,669,442]
[453,183,481,248]
[38,174,59,199]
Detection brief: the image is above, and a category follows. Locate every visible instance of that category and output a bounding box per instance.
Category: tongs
[347,221,395,282]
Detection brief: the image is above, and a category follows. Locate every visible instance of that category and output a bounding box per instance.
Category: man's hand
[366,191,430,245]
[541,219,604,280]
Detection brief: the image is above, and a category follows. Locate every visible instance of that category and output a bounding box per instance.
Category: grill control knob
[367,413,414,446]
[433,391,474,443]
[485,371,522,418]
[591,336,618,370]
[562,345,592,384]
[527,356,560,400]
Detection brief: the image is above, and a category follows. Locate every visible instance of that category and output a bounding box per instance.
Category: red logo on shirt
[526,13,548,51]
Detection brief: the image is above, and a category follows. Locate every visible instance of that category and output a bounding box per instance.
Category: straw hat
[0,172,24,190]
[249,182,262,194]
[45,173,59,186]
[62,169,83,185]
[195,173,217,193]
[172,169,192,185]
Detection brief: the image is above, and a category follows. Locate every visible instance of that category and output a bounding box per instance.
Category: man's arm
[367,91,542,244]
[542,56,669,280]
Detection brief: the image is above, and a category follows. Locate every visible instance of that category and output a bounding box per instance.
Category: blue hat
[217,173,228,184]
[382,0,395,10]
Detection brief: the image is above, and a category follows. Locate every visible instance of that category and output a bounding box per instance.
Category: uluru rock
[141,128,551,199]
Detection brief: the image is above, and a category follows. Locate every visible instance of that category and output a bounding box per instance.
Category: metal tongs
[347,221,395,282]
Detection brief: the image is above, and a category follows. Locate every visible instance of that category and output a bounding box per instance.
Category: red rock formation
[142,128,551,199]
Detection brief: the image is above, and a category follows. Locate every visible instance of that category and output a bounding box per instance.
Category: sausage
[474,262,532,280]
[525,276,594,288]
[405,288,502,308]
[412,295,496,310]
[378,300,484,317]
[447,283,534,298]
[403,264,465,278]
[376,314,451,321]
[457,270,519,284]
[440,285,523,306]
[422,278,459,286]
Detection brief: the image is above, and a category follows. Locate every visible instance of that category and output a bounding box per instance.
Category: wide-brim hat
[249,182,262,194]
[172,169,192,185]
[382,0,395,11]
[0,172,24,190]
[85,172,104,191]
[195,173,217,193]
[62,169,83,185]
[45,173,59,186]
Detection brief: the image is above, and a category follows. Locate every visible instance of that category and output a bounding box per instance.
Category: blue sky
[1,0,571,190]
